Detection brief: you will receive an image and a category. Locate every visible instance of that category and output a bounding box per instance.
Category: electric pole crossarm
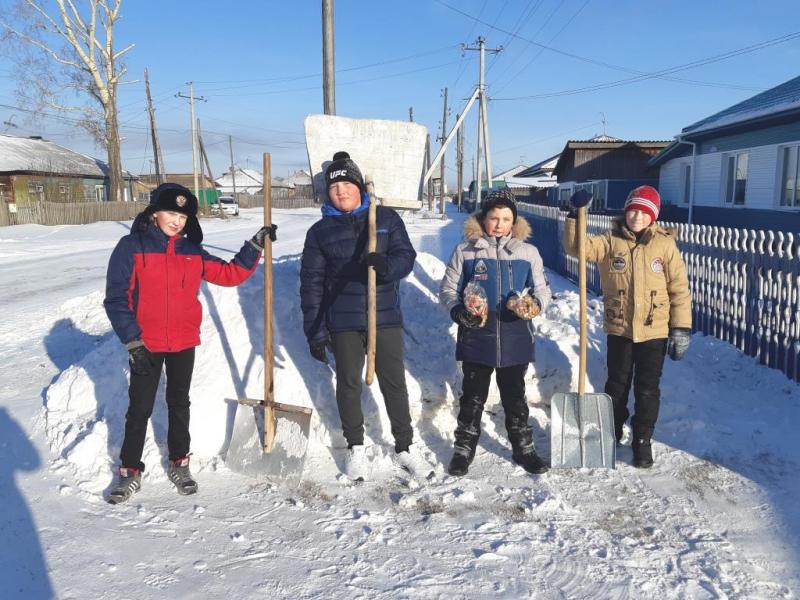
[423,87,480,185]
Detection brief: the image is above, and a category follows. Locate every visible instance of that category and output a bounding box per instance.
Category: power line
[493,31,800,101]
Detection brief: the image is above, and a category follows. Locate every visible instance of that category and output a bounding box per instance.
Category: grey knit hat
[481,188,518,222]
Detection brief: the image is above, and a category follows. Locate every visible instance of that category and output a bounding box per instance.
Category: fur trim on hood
[463,212,532,242]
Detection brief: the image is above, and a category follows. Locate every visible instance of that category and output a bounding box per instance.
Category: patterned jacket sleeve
[201,240,261,286]
[103,236,142,345]
[438,244,464,312]
[526,244,552,312]
[300,225,329,344]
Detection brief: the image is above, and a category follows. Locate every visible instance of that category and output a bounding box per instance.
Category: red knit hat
[625,185,661,222]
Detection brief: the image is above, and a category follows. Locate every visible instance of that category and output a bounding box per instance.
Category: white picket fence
[519,204,800,382]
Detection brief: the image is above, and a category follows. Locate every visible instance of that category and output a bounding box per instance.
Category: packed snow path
[0,207,798,599]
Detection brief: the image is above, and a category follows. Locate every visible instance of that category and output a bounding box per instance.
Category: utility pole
[322,0,336,115]
[425,133,433,211]
[456,112,464,212]
[144,68,165,185]
[408,107,413,122]
[229,136,237,199]
[176,83,207,211]
[439,87,448,217]
[463,37,502,206]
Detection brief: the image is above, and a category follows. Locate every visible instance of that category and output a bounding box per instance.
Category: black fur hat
[134,183,203,243]
[324,151,364,191]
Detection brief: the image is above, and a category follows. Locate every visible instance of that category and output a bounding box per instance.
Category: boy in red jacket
[104,183,274,504]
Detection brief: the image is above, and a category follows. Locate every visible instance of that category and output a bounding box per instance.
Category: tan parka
[563,217,692,343]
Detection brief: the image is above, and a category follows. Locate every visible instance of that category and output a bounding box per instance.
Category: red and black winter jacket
[104,216,261,352]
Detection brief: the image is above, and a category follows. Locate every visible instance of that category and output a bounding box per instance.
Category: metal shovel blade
[550,392,616,469]
[226,399,313,481]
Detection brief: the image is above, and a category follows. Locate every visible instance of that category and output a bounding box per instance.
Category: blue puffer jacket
[439,214,552,367]
[300,193,417,344]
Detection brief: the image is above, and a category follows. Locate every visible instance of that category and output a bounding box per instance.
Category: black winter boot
[632,425,654,469]
[449,387,487,477]
[512,450,549,474]
[448,449,473,477]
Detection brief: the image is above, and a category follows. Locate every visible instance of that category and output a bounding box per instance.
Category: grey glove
[250,224,278,249]
[127,341,154,376]
[667,328,691,361]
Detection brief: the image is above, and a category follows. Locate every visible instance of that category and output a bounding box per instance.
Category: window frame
[778,143,800,209]
[722,151,748,207]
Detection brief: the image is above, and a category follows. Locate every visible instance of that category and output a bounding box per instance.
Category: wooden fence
[0,195,320,227]
[519,204,800,382]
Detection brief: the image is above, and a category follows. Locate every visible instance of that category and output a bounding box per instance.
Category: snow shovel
[236,152,313,479]
[365,176,377,385]
[550,197,615,469]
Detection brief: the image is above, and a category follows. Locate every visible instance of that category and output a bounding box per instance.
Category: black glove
[250,224,278,249]
[365,252,388,275]
[127,342,154,376]
[667,327,691,361]
[309,339,331,363]
[569,189,593,210]
[450,304,483,329]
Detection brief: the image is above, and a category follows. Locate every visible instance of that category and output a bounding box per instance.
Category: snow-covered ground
[1,206,798,599]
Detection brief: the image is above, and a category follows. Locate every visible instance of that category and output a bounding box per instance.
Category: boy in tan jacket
[563,186,692,468]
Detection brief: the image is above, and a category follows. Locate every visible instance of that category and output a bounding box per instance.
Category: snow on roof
[683,74,800,136]
[0,135,109,177]
[493,164,528,180]
[215,168,263,188]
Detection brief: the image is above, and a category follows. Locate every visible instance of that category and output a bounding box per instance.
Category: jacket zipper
[495,237,502,365]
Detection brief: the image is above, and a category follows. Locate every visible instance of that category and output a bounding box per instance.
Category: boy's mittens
[127,342,154,376]
[249,224,278,249]
[365,252,388,275]
[667,327,691,361]
[569,189,593,209]
[507,294,541,320]
[450,304,483,329]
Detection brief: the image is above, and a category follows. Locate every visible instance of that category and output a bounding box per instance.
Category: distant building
[650,74,800,230]
[553,135,670,211]
[137,173,219,206]
[215,168,263,194]
[0,134,136,209]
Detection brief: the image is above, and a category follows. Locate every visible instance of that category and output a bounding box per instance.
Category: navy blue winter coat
[300,193,416,344]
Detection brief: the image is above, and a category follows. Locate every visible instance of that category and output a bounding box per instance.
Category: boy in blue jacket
[439,189,552,476]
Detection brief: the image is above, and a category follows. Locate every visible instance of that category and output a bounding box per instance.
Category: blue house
[650,74,800,230]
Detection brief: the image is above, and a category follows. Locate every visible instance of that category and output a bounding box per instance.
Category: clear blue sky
[1,0,798,185]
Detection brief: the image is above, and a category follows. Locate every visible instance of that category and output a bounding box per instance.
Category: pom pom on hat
[325,151,364,191]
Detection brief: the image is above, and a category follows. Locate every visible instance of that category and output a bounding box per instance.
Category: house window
[94,185,106,202]
[59,185,71,202]
[780,145,800,208]
[682,164,692,204]
[724,152,748,205]
[28,182,44,201]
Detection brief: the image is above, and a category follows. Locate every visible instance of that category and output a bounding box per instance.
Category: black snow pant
[453,362,534,459]
[120,347,195,472]
[330,327,413,452]
[604,335,667,442]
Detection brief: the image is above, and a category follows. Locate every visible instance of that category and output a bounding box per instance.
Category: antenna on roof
[600,112,607,136]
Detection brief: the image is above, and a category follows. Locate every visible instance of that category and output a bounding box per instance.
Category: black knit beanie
[481,188,518,223]
[324,151,364,191]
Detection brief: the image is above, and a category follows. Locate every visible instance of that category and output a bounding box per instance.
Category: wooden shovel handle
[365,177,377,385]
[578,205,587,396]
[263,153,276,451]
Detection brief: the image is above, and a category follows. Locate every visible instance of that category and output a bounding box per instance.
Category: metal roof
[0,135,111,178]
[682,74,800,135]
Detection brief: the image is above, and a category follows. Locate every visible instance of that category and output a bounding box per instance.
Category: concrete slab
[305,114,428,209]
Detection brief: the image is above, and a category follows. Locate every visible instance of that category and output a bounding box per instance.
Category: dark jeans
[604,335,667,439]
[454,362,534,457]
[331,327,413,451]
[120,347,195,471]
